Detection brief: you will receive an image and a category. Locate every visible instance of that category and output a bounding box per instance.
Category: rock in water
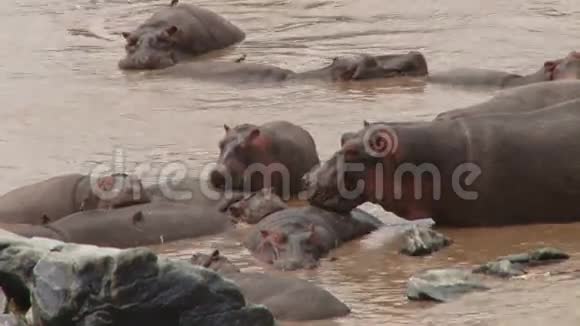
[399,226,452,256]
[473,259,526,278]
[474,247,570,278]
[0,231,275,326]
[407,269,490,302]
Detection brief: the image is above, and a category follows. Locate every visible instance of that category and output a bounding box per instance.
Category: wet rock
[399,226,452,256]
[407,269,490,302]
[499,247,570,265]
[0,231,275,326]
[473,259,526,278]
[474,247,570,278]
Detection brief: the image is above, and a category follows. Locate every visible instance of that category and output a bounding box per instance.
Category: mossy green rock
[0,231,275,326]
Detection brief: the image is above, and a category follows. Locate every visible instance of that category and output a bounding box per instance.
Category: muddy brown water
[2,0,580,324]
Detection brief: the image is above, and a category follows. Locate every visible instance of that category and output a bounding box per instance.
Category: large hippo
[118,0,245,70]
[243,206,382,270]
[428,51,580,89]
[306,98,580,227]
[0,202,231,248]
[158,51,429,83]
[435,79,580,120]
[190,250,351,321]
[0,173,150,225]
[209,121,320,199]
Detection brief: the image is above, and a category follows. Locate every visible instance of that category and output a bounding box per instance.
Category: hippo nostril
[209,170,226,189]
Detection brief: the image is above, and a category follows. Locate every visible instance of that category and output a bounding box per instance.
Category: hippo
[227,188,288,224]
[209,121,320,199]
[243,206,382,270]
[118,0,245,70]
[306,98,580,227]
[0,173,150,225]
[190,250,351,321]
[0,202,231,248]
[157,51,429,84]
[428,51,580,89]
[435,79,580,120]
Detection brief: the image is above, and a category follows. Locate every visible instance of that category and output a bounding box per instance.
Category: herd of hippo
[2,0,580,323]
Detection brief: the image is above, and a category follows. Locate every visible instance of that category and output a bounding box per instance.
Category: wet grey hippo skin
[227,188,289,224]
[243,206,382,270]
[0,202,231,248]
[428,51,580,89]
[190,250,350,321]
[307,98,580,227]
[118,0,245,70]
[209,121,320,199]
[0,173,150,225]
[435,80,580,120]
[159,51,429,83]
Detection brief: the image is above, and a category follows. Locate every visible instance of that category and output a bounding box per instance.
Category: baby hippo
[0,173,150,224]
[190,250,351,321]
[209,121,320,199]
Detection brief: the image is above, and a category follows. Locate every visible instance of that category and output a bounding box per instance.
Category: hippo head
[118,26,180,70]
[227,188,288,224]
[325,51,428,81]
[210,124,281,194]
[81,173,151,211]
[305,121,397,213]
[190,250,240,274]
[255,224,324,271]
[545,51,580,81]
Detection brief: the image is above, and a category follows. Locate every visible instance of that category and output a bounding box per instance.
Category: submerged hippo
[190,250,350,321]
[435,79,580,120]
[209,121,320,199]
[118,0,245,70]
[243,206,382,270]
[0,173,149,225]
[0,202,231,248]
[428,51,580,89]
[158,51,429,83]
[307,98,580,227]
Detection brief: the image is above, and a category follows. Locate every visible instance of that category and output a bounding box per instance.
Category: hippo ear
[307,224,320,244]
[363,120,370,127]
[121,32,131,40]
[246,128,261,143]
[210,249,220,259]
[132,211,145,225]
[223,124,230,133]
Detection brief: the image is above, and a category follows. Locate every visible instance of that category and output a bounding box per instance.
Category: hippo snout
[209,165,229,189]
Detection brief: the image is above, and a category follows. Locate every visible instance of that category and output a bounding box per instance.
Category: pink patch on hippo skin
[97,176,116,191]
[307,224,321,245]
[260,230,287,244]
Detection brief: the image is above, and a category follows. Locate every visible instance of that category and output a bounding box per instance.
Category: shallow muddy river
[2,0,580,324]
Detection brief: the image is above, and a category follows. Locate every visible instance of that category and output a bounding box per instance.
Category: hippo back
[50,202,231,248]
[0,174,84,224]
[436,80,580,120]
[226,272,350,321]
[144,3,245,55]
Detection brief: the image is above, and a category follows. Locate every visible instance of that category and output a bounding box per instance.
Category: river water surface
[2,0,580,324]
